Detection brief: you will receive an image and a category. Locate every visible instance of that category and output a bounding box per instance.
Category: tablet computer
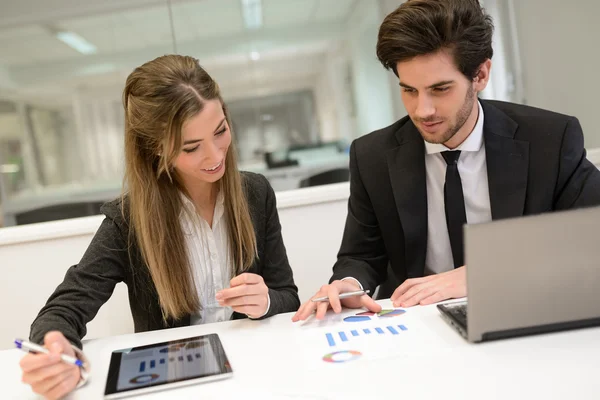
[104,334,233,399]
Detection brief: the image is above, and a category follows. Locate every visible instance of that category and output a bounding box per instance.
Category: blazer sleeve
[257,176,300,318]
[329,141,389,292]
[553,117,600,209]
[29,217,128,349]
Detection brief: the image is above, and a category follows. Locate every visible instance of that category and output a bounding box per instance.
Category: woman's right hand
[19,331,81,400]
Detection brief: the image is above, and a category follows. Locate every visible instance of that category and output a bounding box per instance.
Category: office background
[1,0,600,351]
[0,0,599,227]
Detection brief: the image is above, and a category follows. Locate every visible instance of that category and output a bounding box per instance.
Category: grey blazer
[29,172,300,348]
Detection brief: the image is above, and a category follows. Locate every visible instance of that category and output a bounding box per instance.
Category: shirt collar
[424,100,485,155]
[179,189,225,224]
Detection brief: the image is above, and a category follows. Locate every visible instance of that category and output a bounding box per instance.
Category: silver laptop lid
[465,205,600,342]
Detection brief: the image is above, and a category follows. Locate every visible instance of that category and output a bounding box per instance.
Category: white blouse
[180,191,233,325]
[179,191,269,325]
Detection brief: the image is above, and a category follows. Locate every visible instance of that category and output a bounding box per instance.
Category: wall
[313,0,398,144]
[477,0,520,103]
[313,45,355,143]
[0,183,350,350]
[0,113,20,142]
[72,90,124,183]
[378,0,408,122]
[312,38,352,144]
[512,0,600,148]
[347,0,396,138]
[0,66,16,89]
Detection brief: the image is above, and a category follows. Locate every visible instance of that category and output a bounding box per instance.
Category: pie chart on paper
[322,350,362,363]
[343,309,406,322]
[378,309,406,318]
[342,315,371,322]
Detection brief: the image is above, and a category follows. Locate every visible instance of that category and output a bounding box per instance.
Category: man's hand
[292,279,381,322]
[391,266,466,307]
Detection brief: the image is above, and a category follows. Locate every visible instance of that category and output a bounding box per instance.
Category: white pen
[14,339,84,367]
[311,289,370,302]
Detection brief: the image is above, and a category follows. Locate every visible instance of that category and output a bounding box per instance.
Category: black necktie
[441,151,467,268]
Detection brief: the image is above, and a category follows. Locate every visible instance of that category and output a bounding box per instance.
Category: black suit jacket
[331,100,600,298]
[30,172,300,349]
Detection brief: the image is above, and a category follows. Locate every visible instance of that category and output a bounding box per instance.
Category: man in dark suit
[293,0,600,321]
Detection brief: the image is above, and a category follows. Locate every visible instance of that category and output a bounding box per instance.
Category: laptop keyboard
[447,304,468,327]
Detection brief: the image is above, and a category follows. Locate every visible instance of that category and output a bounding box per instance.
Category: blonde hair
[122,55,257,320]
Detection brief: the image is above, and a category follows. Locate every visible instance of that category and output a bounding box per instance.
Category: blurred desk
[248,155,349,192]
[0,155,349,226]
[2,299,599,399]
[1,181,121,226]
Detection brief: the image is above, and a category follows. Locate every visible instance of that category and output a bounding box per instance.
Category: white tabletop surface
[2,299,599,400]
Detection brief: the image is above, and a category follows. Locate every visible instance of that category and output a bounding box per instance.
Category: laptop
[437,205,600,342]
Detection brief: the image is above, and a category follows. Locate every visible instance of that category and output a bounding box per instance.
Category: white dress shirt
[423,101,492,275]
[180,191,233,325]
[343,101,492,289]
[180,191,269,325]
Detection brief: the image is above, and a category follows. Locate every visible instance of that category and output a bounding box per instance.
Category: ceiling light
[56,31,97,55]
[241,0,263,30]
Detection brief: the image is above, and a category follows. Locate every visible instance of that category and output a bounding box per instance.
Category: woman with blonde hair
[19,54,300,399]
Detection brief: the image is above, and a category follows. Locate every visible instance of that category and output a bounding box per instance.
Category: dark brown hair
[376,0,494,79]
[122,55,257,319]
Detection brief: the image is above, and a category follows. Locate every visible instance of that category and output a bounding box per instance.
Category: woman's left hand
[216,273,269,318]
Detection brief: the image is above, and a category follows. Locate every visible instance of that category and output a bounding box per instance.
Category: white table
[2,299,599,399]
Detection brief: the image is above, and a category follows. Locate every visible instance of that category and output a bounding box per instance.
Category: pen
[14,339,84,368]
[311,290,370,302]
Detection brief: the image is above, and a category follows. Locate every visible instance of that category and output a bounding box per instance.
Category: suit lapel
[481,101,529,220]
[386,123,428,278]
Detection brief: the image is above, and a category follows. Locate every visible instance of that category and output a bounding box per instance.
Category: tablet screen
[104,334,232,397]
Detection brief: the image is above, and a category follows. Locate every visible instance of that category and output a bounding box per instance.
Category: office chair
[299,168,350,188]
[15,201,105,225]
[264,152,299,169]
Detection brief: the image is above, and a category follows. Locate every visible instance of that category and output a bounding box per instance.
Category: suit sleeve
[29,218,128,349]
[256,176,300,318]
[329,141,389,292]
[554,117,600,209]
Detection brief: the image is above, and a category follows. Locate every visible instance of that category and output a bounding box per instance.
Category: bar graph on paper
[325,324,408,347]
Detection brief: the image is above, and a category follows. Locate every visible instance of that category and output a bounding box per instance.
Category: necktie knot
[442,150,461,165]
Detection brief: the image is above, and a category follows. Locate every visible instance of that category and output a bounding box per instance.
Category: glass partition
[2,0,597,226]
